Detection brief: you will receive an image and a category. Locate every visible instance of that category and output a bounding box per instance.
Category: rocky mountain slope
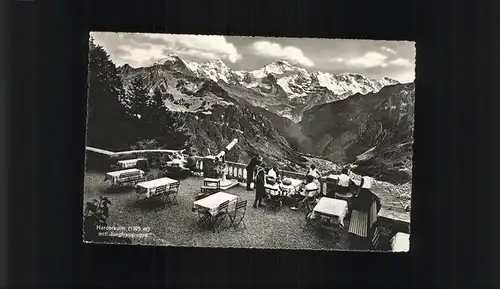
[117,61,304,168]
[298,83,415,184]
[116,55,413,179]
[119,54,398,122]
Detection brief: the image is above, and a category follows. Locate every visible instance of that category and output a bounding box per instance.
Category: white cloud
[396,71,415,83]
[119,45,165,67]
[151,34,241,63]
[390,58,413,66]
[345,51,388,68]
[381,46,397,54]
[113,33,242,67]
[329,57,345,62]
[249,41,314,67]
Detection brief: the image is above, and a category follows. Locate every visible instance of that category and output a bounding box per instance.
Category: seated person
[325,174,339,198]
[266,165,279,184]
[291,175,318,210]
[336,168,351,196]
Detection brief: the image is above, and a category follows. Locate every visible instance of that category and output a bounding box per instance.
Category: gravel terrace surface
[83,169,352,251]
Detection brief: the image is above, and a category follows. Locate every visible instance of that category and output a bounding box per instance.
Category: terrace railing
[193,158,328,194]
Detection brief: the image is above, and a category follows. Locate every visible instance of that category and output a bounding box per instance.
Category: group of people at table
[245,155,371,211]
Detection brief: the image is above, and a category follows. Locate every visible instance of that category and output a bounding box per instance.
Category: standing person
[246,155,262,191]
[307,164,321,180]
[307,164,321,191]
[352,177,381,212]
[185,152,197,172]
[253,163,267,208]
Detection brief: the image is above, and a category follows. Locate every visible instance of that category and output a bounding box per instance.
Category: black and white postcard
[83,32,414,252]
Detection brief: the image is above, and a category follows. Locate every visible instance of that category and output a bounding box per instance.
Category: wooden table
[117,158,145,169]
[105,169,144,185]
[312,197,349,226]
[391,232,410,252]
[193,192,238,216]
[136,177,178,198]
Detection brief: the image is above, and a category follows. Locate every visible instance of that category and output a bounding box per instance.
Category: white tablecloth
[105,169,144,184]
[117,158,145,168]
[279,178,303,196]
[311,197,349,226]
[136,177,178,198]
[391,232,410,252]
[193,192,238,216]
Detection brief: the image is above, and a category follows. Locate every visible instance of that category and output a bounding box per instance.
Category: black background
[5,0,500,287]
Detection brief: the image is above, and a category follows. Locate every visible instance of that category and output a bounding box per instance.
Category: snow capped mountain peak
[261,60,298,75]
[126,54,405,121]
[204,59,229,70]
[153,54,184,66]
[184,58,233,83]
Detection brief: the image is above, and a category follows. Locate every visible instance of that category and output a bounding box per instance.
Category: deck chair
[372,227,382,250]
[229,200,248,231]
[371,225,392,251]
[166,182,180,205]
[348,210,368,238]
[211,200,230,233]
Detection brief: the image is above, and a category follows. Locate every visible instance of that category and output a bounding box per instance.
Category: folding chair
[118,173,128,187]
[135,187,145,202]
[154,185,168,209]
[229,200,248,231]
[265,187,283,211]
[166,182,180,205]
[211,200,230,233]
[146,174,155,181]
[302,203,321,231]
[196,207,212,227]
[136,176,146,184]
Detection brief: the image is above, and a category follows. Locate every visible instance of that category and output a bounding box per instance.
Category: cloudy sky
[91,32,416,83]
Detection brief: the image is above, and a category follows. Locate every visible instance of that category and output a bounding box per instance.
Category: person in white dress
[306,164,322,194]
[266,165,279,184]
[337,167,351,196]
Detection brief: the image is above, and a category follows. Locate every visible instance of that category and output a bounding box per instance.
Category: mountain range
[118,54,399,122]
[116,55,414,183]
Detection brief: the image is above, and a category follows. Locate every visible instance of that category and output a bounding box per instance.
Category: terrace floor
[83,169,353,250]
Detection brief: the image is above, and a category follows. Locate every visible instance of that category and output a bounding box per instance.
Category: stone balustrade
[193,158,329,195]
